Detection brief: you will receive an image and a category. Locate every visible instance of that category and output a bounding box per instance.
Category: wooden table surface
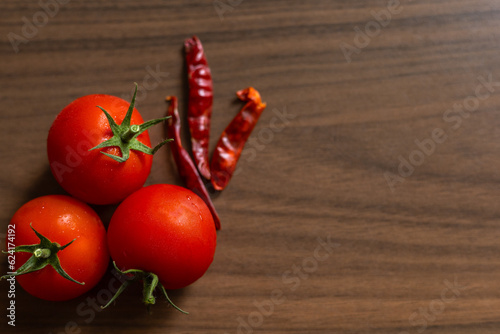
[2,0,500,333]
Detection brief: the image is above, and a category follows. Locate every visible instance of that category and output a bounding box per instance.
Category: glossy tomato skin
[107,184,216,290]
[47,94,153,205]
[10,195,109,301]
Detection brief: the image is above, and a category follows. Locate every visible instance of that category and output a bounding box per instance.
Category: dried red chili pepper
[210,87,267,191]
[166,96,221,230]
[185,36,213,180]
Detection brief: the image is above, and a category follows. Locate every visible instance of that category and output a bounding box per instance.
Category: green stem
[122,124,141,142]
[142,273,159,305]
[101,262,188,313]
[0,224,83,285]
[34,248,51,258]
[88,83,172,163]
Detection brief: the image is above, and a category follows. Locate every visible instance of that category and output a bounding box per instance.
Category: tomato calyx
[0,223,84,285]
[101,261,188,314]
[89,83,173,163]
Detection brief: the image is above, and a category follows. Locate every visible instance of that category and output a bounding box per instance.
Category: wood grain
[2,0,500,333]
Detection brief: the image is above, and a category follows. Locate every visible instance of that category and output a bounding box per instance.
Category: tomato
[47,86,168,205]
[107,184,217,292]
[7,195,109,301]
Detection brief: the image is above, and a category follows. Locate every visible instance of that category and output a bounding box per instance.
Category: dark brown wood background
[2,0,500,333]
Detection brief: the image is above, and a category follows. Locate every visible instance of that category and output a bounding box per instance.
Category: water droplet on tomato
[187,195,192,201]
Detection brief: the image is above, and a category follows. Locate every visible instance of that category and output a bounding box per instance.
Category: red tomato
[47,93,153,205]
[8,195,109,301]
[107,184,217,290]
